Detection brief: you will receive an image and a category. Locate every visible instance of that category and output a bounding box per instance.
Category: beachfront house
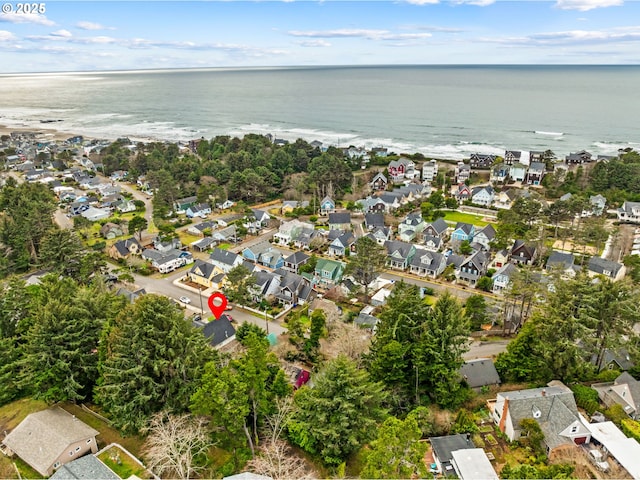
[471,186,495,207]
[470,153,496,169]
[454,162,471,184]
[490,163,510,184]
[509,163,527,182]
[422,160,438,183]
[387,158,415,181]
[504,150,521,165]
[526,162,546,185]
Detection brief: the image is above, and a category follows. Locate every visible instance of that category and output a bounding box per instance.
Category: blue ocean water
[0,65,638,160]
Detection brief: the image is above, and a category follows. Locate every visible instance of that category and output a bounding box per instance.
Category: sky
[0,0,639,73]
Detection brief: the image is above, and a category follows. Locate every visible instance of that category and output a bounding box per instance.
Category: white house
[422,160,438,183]
[471,186,495,207]
[618,201,640,224]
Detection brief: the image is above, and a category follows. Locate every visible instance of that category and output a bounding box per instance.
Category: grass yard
[98,445,152,479]
[442,211,493,227]
[218,242,231,250]
[178,231,202,246]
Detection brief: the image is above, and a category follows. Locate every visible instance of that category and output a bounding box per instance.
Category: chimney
[499,397,509,433]
[541,389,546,397]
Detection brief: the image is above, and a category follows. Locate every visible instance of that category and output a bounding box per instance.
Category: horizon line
[1,63,639,76]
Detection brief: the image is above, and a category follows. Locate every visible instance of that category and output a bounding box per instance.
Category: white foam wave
[535,130,564,136]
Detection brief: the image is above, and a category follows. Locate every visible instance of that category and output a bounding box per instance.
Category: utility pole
[264,306,269,334]
[198,285,204,315]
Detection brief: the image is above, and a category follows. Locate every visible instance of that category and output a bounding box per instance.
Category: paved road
[380,271,498,302]
[464,339,510,360]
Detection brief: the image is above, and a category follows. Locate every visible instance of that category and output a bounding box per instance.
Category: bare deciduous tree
[321,321,370,364]
[141,412,213,480]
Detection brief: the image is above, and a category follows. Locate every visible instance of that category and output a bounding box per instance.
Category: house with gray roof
[50,454,119,480]
[2,407,100,477]
[200,314,236,349]
[364,212,385,230]
[108,237,142,260]
[545,251,577,275]
[188,259,218,289]
[273,269,315,306]
[409,249,446,278]
[283,251,310,274]
[366,226,392,246]
[473,224,496,251]
[328,231,355,257]
[510,239,537,265]
[593,372,640,420]
[210,248,243,273]
[423,234,443,252]
[328,212,352,230]
[588,256,625,281]
[456,251,490,286]
[617,201,640,224]
[423,218,449,239]
[459,358,501,391]
[384,240,416,271]
[429,434,475,475]
[190,237,216,252]
[398,212,426,242]
[492,263,518,293]
[491,383,590,457]
[116,287,147,304]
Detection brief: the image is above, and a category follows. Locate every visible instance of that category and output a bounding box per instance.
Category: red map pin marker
[207,292,228,320]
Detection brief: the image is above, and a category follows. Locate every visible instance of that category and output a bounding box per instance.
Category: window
[75,447,81,452]
[69,451,74,456]
[87,439,92,444]
[571,426,578,433]
[53,462,60,469]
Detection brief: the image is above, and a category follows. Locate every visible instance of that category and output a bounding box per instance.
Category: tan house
[2,407,99,477]
[108,237,142,260]
[188,259,226,289]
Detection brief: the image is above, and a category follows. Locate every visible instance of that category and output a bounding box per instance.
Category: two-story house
[384,240,416,270]
[473,224,496,251]
[455,162,471,184]
[490,163,510,184]
[387,158,415,181]
[504,150,521,165]
[422,159,438,183]
[510,240,538,265]
[320,196,336,215]
[409,249,447,278]
[307,258,345,288]
[273,219,314,245]
[369,172,388,191]
[328,212,352,230]
[492,263,518,293]
[210,248,244,274]
[617,201,640,224]
[282,251,310,274]
[274,269,315,306]
[470,153,496,169]
[364,212,385,230]
[366,226,392,246]
[328,231,356,257]
[526,162,546,185]
[397,212,426,242]
[423,218,449,240]
[454,184,472,202]
[451,222,475,243]
[471,186,495,207]
[456,251,490,286]
[509,163,527,182]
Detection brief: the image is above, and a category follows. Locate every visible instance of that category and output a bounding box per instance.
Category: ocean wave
[535,131,564,136]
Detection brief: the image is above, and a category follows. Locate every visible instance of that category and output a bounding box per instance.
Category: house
[280,200,309,215]
[589,194,607,216]
[422,159,438,183]
[250,270,281,302]
[80,206,110,222]
[100,222,124,240]
[153,236,182,253]
[490,383,591,457]
[369,172,388,191]
[504,150,521,165]
[274,270,315,306]
[493,249,510,268]
[273,219,313,245]
[377,193,401,212]
[190,236,216,252]
[328,231,355,257]
[565,150,592,164]
[460,358,501,391]
[364,212,385,230]
[409,249,446,278]
[423,218,449,239]
[187,220,216,237]
[397,212,426,242]
[188,259,219,289]
[593,372,640,420]
[470,153,496,169]
[319,196,336,215]
[186,203,212,219]
[258,248,286,270]
[328,212,352,231]
[451,222,475,243]
[50,454,119,480]
[471,186,495,207]
[387,157,415,181]
[591,348,635,373]
[210,248,243,274]
[450,449,499,480]
[490,163,510,184]
[115,200,136,213]
[108,237,142,260]
[306,258,345,288]
[294,228,324,250]
[617,201,640,224]
[454,162,471,184]
[587,257,626,281]
[354,312,380,331]
[509,163,527,182]
[371,146,388,157]
[453,183,472,202]
[359,196,388,213]
[510,239,537,265]
[384,240,416,270]
[581,421,640,480]
[173,196,198,214]
[423,235,443,252]
[142,249,186,274]
[546,251,577,276]
[283,251,310,273]
[244,209,271,234]
[473,224,496,250]
[456,251,490,286]
[429,434,475,475]
[212,225,238,244]
[526,162,546,185]
[200,314,236,349]
[492,263,518,293]
[242,242,273,264]
[366,226,392,246]
[217,199,235,210]
[116,287,147,303]
[2,407,99,477]
[493,189,520,209]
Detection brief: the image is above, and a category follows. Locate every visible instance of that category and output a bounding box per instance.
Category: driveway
[464,339,510,360]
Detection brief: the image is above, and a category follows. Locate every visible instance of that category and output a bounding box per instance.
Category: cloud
[296,39,332,47]
[554,0,623,10]
[479,26,640,46]
[450,0,495,4]
[403,0,440,5]
[409,25,465,33]
[76,21,113,31]
[287,29,432,41]
[51,30,72,38]
[0,12,55,26]
[0,30,16,41]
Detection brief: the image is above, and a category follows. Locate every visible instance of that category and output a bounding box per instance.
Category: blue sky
[0,0,639,72]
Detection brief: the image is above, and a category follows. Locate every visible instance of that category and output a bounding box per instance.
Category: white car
[179,296,191,305]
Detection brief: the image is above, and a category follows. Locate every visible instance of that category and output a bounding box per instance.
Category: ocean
[1,65,639,160]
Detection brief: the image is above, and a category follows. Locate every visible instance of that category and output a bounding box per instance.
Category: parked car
[225,304,233,311]
[225,314,234,322]
[179,296,191,304]
[588,450,610,472]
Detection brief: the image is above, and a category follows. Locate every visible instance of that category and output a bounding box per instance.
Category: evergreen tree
[345,236,387,301]
[287,355,387,468]
[96,294,214,433]
[225,264,256,306]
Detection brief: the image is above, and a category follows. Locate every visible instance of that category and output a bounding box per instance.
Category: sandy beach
[0,123,80,142]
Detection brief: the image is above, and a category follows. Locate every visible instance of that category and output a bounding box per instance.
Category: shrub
[604,404,627,427]
[596,369,621,382]
[621,419,640,442]
[570,384,600,414]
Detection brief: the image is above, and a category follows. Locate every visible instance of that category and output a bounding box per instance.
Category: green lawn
[218,242,231,250]
[442,211,494,227]
[178,231,201,246]
[98,445,152,479]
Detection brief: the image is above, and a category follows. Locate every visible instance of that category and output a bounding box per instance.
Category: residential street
[464,339,510,360]
[380,271,497,302]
